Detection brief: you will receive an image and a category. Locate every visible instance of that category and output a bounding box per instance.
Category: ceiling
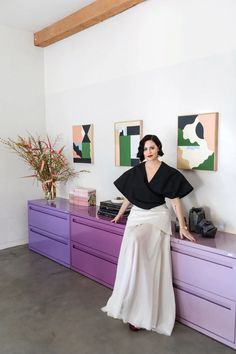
[0,0,95,32]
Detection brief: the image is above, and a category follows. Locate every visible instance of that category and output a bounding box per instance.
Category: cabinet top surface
[171,231,236,259]
[28,197,126,229]
[28,198,236,258]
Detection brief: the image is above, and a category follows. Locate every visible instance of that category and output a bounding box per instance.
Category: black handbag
[189,207,206,233]
[197,219,217,238]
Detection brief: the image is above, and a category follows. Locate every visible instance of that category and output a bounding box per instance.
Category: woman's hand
[111,197,130,223]
[111,214,122,223]
[179,228,196,243]
[170,198,196,243]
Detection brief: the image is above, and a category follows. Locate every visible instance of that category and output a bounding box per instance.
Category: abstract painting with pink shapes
[177,113,218,170]
[73,124,94,163]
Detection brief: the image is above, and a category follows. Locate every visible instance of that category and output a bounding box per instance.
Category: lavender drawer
[71,241,117,288]
[71,216,123,260]
[174,284,236,343]
[28,204,69,239]
[29,226,70,267]
[171,244,236,300]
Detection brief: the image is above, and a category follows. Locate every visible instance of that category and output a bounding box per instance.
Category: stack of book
[69,187,96,206]
[98,200,131,219]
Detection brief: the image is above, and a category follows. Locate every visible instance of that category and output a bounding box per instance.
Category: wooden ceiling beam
[34,0,145,47]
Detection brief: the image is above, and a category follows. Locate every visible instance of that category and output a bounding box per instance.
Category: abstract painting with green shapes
[73,124,94,163]
[115,120,143,166]
[177,113,218,170]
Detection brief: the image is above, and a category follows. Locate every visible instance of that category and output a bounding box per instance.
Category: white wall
[0,25,46,249]
[44,0,236,233]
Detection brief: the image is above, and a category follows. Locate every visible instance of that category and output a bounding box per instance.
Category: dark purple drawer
[28,204,69,239]
[71,241,117,288]
[29,226,70,267]
[175,284,236,342]
[71,216,123,260]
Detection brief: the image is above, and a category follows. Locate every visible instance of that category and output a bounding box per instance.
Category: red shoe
[128,323,140,331]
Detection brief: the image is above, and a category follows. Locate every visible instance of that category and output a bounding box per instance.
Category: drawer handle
[171,247,233,269]
[29,206,68,220]
[30,227,68,245]
[174,284,232,310]
[72,244,117,264]
[72,217,122,236]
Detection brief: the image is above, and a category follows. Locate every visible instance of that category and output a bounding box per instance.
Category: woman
[101,134,195,335]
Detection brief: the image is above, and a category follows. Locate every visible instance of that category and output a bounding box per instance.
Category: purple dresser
[28,198,125,286]
[28,198,71,267]
[28,198,236,349]
[171,233,236,349]
[70,208,125,289]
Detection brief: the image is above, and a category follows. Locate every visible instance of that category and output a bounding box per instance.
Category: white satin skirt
[101,204,176,336]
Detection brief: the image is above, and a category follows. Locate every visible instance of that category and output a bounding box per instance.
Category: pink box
[69,188,96,206]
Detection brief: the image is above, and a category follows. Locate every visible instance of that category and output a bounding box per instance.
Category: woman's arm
[170,197,196,242]
[111,197,130,223]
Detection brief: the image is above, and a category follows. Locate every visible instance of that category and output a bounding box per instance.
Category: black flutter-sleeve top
[114,161,193,210]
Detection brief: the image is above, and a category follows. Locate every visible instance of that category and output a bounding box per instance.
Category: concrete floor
[0,245,235,354]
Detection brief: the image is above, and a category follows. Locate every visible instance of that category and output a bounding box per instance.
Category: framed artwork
[115,120,143,166]
[177,112,218,171]
[73,124,94,163]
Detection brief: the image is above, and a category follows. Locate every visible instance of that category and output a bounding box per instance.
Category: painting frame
[73,124,94,164]
[177,112,219,171]
[114,120,143,167]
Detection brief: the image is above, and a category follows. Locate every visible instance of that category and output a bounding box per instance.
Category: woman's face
[143,140,159,161]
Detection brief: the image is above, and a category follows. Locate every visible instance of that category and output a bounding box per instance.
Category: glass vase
[43,182,56,201]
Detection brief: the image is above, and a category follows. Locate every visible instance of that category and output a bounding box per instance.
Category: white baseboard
[0,239,28,251]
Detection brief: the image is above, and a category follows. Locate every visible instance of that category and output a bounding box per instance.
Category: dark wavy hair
[137,134,164,161]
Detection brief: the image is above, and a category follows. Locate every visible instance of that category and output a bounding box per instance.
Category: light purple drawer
[71,216,123,260]
[174,284,236,342]
[171,244,236,300]
[71,241,117,288]
[28,204,69,239]
[29,226,70,267]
